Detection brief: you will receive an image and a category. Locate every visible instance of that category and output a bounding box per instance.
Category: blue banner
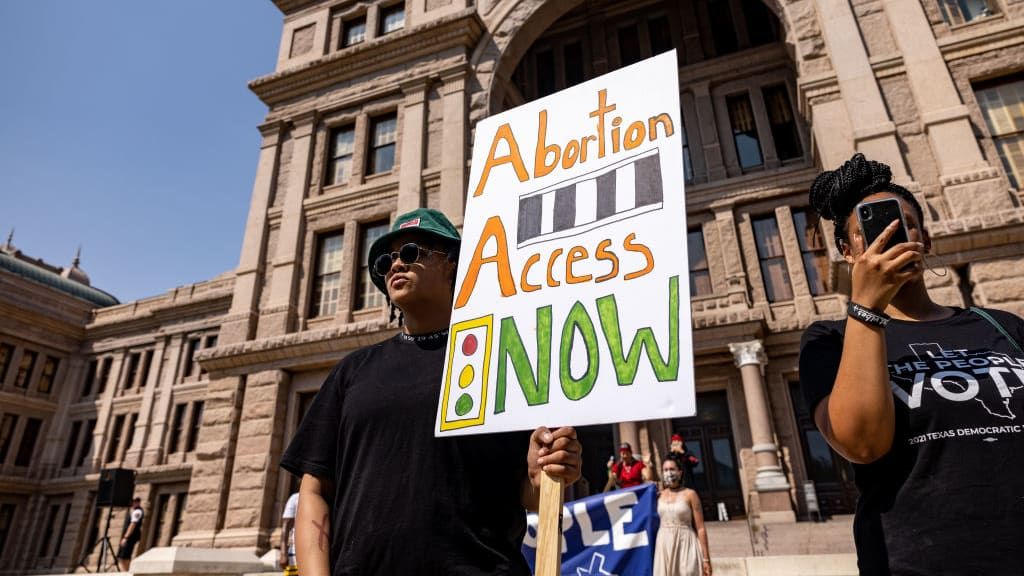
[523,484,659,576]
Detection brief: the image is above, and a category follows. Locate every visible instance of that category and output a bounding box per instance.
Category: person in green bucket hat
[281,208,582,576]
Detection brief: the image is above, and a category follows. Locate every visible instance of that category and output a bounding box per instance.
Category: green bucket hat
[367,208,461,294]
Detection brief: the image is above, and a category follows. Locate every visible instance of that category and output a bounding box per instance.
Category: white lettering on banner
[891,372,927,409]
[604,490,648,551]
[574,501,611,547]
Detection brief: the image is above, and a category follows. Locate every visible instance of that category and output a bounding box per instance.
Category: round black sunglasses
[373,243,448,276]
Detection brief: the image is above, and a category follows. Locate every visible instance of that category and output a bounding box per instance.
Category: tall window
[764,84,803,161]
[379,4,405,35]
[168,404,187,455]
[0,415,17,464]
[727,93,763,170]
[367,114,397,174]
[343,16,366,47]
[14,350,37,389]
[14,417,41,467]
[124,352,141,392]
[0,504,15,558]
[77,419,96,468]
[752,214,793,301]
[0,344,13,384]
[186,401,204,453]
[617,24,642,66]
[81,359,97,397]
[171,493,188,542]
[938,0,994,25]
[36,501,70,560]
[355,222,389,310]
[62,421,82,469]
[326,125,355,186]
[708,0,738,56]
[688,228,712,297]
[681,124,694,184]
[793,209,830,295]
[183,338,201,378]
[563,42,585,88]
[648,16,673,56]
[150,493,171,548]
[311,232,345,318]
[976,77,1024,189]
[139,350,153,389]
[37,356,59,395]
[96,357,112,395]
[742,0,780,46]
[536,49,556,97]
[105,414,126,464]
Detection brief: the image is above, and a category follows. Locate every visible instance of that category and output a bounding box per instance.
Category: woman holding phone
[800,154,1024,575]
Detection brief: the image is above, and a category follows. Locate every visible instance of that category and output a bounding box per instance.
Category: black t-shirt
[800,307,1024,576]
[280,332,532,576]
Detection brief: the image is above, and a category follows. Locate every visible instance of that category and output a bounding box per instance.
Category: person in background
[280,492,299,575]
[666,433,699,488]
[654,459,711,576]
[800,153,1024,575]
[608,442,646,489]
[116,497,144,571]
[281,209,582,576]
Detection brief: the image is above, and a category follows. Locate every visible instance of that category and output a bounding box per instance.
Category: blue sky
[0,1,282,303]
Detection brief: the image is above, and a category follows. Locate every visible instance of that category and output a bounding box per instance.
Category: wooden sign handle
[534,472,565,576]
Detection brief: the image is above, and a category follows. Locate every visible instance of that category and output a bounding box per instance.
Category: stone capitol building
[1,0,1023,572]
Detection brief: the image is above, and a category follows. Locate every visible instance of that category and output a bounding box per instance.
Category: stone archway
[468,0,829,121]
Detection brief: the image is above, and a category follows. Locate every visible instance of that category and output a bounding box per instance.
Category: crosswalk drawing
[517,149,663,247]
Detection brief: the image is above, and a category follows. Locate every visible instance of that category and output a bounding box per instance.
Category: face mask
[663,471,681,485]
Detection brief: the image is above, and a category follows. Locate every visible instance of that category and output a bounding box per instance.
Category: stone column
[397,80,428,215]
[258,112,317,339]
[142,335,183,466]
[125,339,167,467]
[222,122,284,345]
[813,0,910,180]
[217,369,291,549]
[693,81,728,181]
[729,340,795,522]
[617,421,639,453]
[174,375,246,547]
[713,207,749,297]
[439,69,468,226]
[881,0,1011,217]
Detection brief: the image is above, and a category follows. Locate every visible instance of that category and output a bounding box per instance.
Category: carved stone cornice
[249,8,485,107]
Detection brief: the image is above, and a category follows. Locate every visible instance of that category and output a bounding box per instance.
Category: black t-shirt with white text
[800,307,1024,576]
[281,332,532,576]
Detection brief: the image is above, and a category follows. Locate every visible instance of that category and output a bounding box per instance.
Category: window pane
[708,0,738,55]
[535,49,556,97]
[681,124,694,183]
[742,0,780,46]
[15,417,41,467]
[691,271,713,297]
[186,401,204,452]
[648,16,673,56]
[77,419,96,468]
[81,359,97,397]
[793,210,830,295]
[618,24,642,66]
[688,229,709,270]
[0,344,13,382]
[976,79,1024,189]
[0,504,16,557]
[316,234,344,276]
[381,5,405,34]
[62,421,82,468]
[14,350,37,388]
[563,42,584,87]
[753,215,793,301]
[105,414,124,463]
[727,94,763,169]
[356,223,389,310]
[38,356,58,394]
[168,404,186,455]
[764,84,803,161]
[327,127,355,186]
[0,415,18,464]
[344,18,366,46]
[368,115,397,174]
[711,437,739,489]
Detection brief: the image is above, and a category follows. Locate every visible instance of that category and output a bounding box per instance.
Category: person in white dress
[653,459,711,576]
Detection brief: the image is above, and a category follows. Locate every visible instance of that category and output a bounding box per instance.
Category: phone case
[856,198,909,251]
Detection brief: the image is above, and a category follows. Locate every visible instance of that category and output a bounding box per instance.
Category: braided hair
[808,153,923,248]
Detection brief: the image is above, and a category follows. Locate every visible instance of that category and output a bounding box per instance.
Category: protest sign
[436,50,694,437]
[523,485,659,576]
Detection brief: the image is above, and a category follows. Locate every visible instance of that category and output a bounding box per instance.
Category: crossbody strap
[970,306,1024,357]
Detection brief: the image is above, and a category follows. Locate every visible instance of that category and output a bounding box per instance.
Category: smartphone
[856,198,909,252]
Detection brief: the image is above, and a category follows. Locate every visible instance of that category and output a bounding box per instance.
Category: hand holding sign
[527,426,582,495]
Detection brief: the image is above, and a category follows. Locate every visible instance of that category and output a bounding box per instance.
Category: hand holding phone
[856,198,909,252]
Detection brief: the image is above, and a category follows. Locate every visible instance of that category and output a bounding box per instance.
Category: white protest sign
[436,51,694,436]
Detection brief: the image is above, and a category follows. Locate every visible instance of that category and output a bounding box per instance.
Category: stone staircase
[706,516,856,557]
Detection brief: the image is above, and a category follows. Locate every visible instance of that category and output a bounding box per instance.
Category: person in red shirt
[608,443,646,489]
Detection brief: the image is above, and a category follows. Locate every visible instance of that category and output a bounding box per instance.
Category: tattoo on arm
[312,513,330,553]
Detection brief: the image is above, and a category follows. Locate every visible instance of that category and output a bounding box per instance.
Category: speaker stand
[78,505,118,573]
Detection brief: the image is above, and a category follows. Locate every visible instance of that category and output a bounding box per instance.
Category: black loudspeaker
[96,468,135,507]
